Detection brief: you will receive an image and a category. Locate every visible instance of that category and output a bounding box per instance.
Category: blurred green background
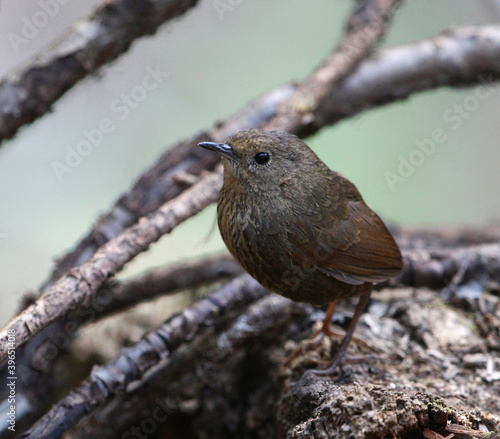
[1,0,499,322]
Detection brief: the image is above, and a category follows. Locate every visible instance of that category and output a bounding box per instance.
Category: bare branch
[0,167,223,361]
[18,275,267,439]
[268,0,402,133]
[399,243,500,290]
[86,254,243,322]
[318,26,500,125]
[0,0,200,144]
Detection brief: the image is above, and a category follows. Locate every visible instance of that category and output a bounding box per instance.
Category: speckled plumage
[208,129,402,306]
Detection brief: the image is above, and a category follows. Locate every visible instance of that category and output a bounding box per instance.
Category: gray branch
[18,275,267,439]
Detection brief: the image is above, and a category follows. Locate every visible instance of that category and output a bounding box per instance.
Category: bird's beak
[198,142,236,160]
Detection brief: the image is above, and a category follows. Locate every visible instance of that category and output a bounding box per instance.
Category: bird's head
[199,129,324,192]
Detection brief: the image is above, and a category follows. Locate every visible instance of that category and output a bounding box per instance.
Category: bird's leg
[313,300,339,338]
[312,283,373,375]
[285,300,339,364]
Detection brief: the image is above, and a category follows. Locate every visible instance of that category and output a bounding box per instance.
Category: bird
[199,129,403,374]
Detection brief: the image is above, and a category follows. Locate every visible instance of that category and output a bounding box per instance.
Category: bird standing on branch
[199,129,402,374]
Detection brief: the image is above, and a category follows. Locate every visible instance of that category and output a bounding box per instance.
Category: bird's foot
[302,353,379,379]
[285,328,326,366]
[285,321,349,365]
[285,324,374,366]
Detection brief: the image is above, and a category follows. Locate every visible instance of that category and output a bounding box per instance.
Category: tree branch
[0,0,200,144]
[18,275,267,439]
[82,253,243,323]
[268,0,402,133]
[0,167,223,361]
[318,26,500,126]
[399,243,500,290]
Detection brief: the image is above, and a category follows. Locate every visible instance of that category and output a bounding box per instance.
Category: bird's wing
[288,200,403,285]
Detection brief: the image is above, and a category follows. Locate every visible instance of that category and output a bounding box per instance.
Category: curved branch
[318,26,500,125]
[84,253,243,322]
[18,275,267,439]
[0,0,200,144]
[0,167,223,361]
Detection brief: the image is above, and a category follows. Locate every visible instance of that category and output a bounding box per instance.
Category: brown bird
[199,129,402,374]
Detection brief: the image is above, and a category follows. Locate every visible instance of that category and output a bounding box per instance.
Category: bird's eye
[254,152,270,165]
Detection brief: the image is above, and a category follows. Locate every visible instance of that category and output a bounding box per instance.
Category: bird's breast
[217,184,291,285]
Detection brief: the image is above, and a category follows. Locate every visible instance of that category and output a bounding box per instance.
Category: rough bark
[81,253,243,323]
